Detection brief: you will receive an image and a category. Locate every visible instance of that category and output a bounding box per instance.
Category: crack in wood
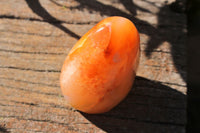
[0,30,53,37]
[0,77,59,88]
[0,114,184,127]
[0,48,65,55]
[0,115,77,128]
[3,127,44,132]
[0,40,70,48]
[0,15,97,25]
[0,66,60,73]
[0,103,24,108]
[0,100,76,111]
[9,100,75,110]
[0,84,59,97]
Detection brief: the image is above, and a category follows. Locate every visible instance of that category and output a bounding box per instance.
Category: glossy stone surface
[60,16,140,114]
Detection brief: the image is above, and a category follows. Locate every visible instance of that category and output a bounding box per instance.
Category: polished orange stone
[60,16,140,114]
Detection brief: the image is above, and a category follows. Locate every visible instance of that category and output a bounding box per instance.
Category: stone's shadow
[81,76,186,133]
[25,0,80,39]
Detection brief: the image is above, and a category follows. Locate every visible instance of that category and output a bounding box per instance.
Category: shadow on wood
[82,76,186,133]
[145,2,186,82]
[0,125,9,133]
[25,0,80,39]
[187,0,200,132]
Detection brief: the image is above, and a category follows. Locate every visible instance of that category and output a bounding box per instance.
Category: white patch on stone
[113,53,120,63]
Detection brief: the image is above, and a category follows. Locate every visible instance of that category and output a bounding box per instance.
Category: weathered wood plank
[0,0,186,132]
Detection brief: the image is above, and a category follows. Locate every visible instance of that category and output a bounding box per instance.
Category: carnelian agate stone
[60,16,140,114]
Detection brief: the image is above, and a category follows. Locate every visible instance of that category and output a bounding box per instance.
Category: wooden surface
[0,0,187,132]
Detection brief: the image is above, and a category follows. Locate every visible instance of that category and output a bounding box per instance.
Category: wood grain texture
[0,0,186,132]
